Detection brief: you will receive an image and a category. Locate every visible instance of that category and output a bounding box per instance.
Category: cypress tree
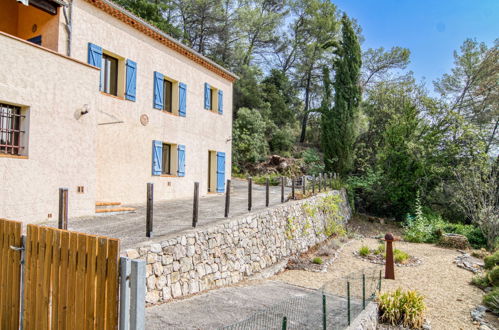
[321,14,361,175]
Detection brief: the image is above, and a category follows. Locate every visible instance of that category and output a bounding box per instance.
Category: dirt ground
[272,216,486,330]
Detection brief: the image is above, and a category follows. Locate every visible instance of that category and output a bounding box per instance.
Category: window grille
[0,103,24,155]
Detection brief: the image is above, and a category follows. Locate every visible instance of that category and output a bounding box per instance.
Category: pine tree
[322,14,361,175]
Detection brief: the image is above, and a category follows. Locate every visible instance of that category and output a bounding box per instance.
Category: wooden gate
[0,219,22,330]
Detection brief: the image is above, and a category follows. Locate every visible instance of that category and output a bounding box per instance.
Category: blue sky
[333,0,499,87]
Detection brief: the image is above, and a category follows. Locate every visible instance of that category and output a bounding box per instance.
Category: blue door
[216,152,225,193]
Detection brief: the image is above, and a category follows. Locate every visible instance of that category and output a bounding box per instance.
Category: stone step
[95,207,136,215]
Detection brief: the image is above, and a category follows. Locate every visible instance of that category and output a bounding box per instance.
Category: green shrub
[312,257,323,265]
[440,223,487,249]
[484,251,499,270]
[359,245,370,257]
[471,274,490,289]
[488,266,499,287]
[253,173,281,186]
[483,288,499,315]
[394,249,410,264]
[377,288,426,328]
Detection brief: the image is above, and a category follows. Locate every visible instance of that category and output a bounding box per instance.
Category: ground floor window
[0,103,25,155]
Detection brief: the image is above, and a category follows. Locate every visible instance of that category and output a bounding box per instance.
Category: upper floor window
[163,79,173,113]
[102,54,119,96]
[204,83,223,114]
[0,103,27,156]
[153,72,187,117]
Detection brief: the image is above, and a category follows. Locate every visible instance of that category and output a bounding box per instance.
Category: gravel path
[273,237,484,330]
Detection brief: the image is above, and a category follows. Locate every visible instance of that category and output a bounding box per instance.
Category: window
[162,143,172,174]
[101,54,119,96]
[204,83,223,114]
[163,80,173,113]
[0,103,25,156]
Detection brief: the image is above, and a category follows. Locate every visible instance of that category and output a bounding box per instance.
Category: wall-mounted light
[74,104,90,120]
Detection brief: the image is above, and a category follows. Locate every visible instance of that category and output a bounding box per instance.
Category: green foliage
[487,266,499,287]
[377,288,426,328]
[393,249,410,264]
[483,288,499,315]
[359,245,370,257]
[374,244,385,255]
[285,216,297,240]
[471,274,490,289]
[253,173,281,186]
[318,194,347,237]
[312,257,323,265]
[485,251,499,270]
[302,148,325,175]
[440,223,487,249]
[322,15,362,175]
[233,108,268,169]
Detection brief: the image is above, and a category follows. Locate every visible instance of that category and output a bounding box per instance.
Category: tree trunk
[299,70,312,143]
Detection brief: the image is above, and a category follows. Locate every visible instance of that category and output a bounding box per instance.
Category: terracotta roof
[83,0,238,82]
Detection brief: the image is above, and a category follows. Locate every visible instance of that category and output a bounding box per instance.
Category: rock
[146,291,159,304]
[153,262,163,276]
[126,249,140,259]
[439,233,470,249]
[171,282,182,298]
[150,244,162,253]
[180,257,193,272]
[162,287,172,300]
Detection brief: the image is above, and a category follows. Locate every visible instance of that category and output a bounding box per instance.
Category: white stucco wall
[66,0,233,204]
[0,33,99,223]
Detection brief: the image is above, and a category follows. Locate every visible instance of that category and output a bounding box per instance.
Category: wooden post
[192,182,199,227]
[224,179,231,218]
[265,178,270,207]
[58,188,68,230]
[302,176,306,195]
[312,175,316,194]
[146,183,153,237]
[248,177,252,211]
[384,233,395,279]
[281,177,285,203]
[318,173,322,192]
[291,177,295,200]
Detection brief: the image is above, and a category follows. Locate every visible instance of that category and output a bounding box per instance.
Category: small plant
[471,274,490,289]
[374,244,386,255]
[393,249,410,264]
[487,266,499,287]
[484,250,499,270]
[312,257,323,265]
[359,245,370,257]
[377,288,426,328]
[483,288,499,315]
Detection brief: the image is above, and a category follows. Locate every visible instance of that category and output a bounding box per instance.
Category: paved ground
[146,280,358,330]
[42,179,295,250]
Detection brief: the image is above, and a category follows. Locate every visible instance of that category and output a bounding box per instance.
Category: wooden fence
[0,218,22,330]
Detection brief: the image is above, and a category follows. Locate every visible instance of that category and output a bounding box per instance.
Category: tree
[323,14,361,174]
[232,107,268,170]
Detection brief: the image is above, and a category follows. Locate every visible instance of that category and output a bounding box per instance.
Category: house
[0,0,237,223]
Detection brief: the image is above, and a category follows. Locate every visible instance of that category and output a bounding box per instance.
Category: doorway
[208,150,217,192]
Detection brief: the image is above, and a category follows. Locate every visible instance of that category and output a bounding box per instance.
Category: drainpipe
[62,0,73,57]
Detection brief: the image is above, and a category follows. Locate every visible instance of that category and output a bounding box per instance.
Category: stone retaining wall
[125,189,352,303]
[347,302,378,330]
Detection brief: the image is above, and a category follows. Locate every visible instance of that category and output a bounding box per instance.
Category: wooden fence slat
[28,225,40,329]
[106,239,120,330]
[51,229,62,328]
[23,225,34,330]
[66,231,79,330]
[9,222,22,328]
[41,228,53,330]
[85,236,98,330]
[0,220,7,330]
[75,234,87,330]
[58,231,70,329]
[95,238,108,329]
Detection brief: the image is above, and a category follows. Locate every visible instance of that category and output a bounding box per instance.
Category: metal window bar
[0,103,25,155]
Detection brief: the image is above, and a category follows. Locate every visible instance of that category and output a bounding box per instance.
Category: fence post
[193,182,199,227]
[318,173,322,192]
[302,176,306,195]
[281,316,287,330]
[347,281,351,326]
[130,259,146,330]
[378,269,382,292]
[322,294,326,330]
[248,177,252,211]
[362,273,366,309]
[224,179,231,218]
[330,172,333,189]
[265,178,270,207]
[291,177,295,200]
[281,177,285,203]
[146,183,153,237]
[312,175,316,194]
[58,188,68,230]
[119,257,131,330]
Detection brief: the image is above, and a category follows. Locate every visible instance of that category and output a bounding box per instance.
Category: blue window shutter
[218,90,223,114]
[177,145,186,177]
[179,82,187,117]
[153,71,164,109]
[216,152,226,192]
[125,59,137,101]
[87,43,103,90]
[204,83,211,110]
[152,140,162,176]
